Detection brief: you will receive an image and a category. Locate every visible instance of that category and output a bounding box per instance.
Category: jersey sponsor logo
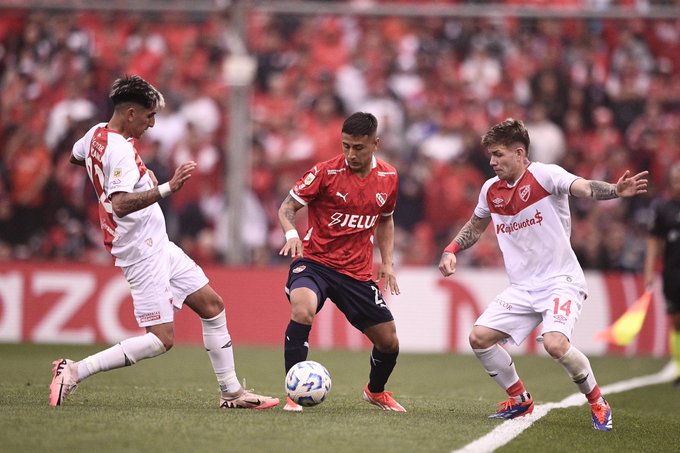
[329,212,379,229]
[327,168,346,175]
[292,265,306,273]
[376,193,387,207]
[519,185,531,202]
[377,171,396,176]
[336,192,348,202]
[495,209,544,235]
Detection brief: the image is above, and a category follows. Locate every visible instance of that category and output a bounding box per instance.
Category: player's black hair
[342,112,378,137]
[481,118,530,154]
[109,75,165,110]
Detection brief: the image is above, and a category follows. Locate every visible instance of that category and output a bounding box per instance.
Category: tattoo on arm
[280,195,300,228]
[454,215,486,251]
[589,181,618,200]
[113,189,161,217]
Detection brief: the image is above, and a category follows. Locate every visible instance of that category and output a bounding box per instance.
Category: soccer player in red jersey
[278,112,405,412]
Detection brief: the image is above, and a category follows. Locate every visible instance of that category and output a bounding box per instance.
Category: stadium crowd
[0,3,679,269]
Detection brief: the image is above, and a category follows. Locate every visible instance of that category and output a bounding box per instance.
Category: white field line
[452,361,677,453]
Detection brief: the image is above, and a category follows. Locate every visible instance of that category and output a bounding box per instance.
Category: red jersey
[290,154,398,281]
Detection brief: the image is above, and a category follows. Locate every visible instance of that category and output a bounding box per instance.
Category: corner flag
[596,291,652,346]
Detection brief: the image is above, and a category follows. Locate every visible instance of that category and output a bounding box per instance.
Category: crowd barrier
[0,261,668,357]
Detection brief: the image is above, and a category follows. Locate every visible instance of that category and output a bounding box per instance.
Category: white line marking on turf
[452,362,677,453]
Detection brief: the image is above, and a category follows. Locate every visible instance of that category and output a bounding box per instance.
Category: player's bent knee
[469,330,490,350]
[290,300,316,325]
[542,337,569,359]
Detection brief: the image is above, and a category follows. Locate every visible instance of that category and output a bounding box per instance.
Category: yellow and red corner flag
[596,291,652,346]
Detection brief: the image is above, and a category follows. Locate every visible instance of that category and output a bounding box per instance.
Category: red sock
[506,379,526,398]
[586,385,602,404]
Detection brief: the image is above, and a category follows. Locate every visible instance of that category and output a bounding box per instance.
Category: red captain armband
[444,240,461,255]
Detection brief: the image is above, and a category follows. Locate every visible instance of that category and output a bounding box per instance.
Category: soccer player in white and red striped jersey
[439,118,648,431]
[278,112,405,412]
[49,75,278,410]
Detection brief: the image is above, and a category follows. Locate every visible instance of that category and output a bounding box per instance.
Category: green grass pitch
[1,344,678,452]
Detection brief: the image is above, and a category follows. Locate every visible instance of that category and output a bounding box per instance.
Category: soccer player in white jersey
[438,118,648,431]
[278,112,404,412]
[49,75,278,410]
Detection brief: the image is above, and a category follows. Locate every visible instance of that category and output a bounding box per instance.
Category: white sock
[201,310,240,394]
[473,344,520,390]
[555,346,597,394]
[77,333,166,381]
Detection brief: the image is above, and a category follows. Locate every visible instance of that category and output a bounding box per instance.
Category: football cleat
[220,388,279,410]
[590,398,613,431]
[362,384,406,412]
[49,359,79,407]
[489,393,534,419]
[283,396,303,412]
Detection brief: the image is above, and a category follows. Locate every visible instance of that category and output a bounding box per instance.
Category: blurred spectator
[524,102,566,164]
[0,5,675,271]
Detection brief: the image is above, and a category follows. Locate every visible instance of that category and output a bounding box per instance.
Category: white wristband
[285,229,299,241]
[158,182,172,198]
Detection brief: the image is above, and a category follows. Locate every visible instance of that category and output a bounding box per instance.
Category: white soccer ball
[285,360,332,407]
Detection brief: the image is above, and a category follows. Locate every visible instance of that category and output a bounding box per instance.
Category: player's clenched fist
[438,252,457,277]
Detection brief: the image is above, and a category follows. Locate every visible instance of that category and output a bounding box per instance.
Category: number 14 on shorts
[553,297,572,317]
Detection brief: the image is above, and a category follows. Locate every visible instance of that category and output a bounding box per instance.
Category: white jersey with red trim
[290,154,398,281]
[72,122,168,266]
[474,162,586,290]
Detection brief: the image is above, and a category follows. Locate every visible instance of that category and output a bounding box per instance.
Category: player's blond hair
[481,118,530,155]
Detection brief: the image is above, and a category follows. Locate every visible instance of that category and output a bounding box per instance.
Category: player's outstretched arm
[570,170,649,200]
[375,215,400,295]
[438,214,490,277]
[111,161,196,218]
[278,194,305,258]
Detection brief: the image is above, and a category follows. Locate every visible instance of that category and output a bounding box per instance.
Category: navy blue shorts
[285,258,394,332]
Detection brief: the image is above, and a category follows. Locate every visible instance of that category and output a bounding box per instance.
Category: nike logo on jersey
[336,192,348,202]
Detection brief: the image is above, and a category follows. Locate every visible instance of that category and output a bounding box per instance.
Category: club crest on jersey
[292,265,306,273]
[376,193,387,207]
[519,185,531,202]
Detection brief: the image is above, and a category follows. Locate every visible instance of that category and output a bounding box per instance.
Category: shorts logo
[113,168,122,178]
[553,314,568,324]
[145,238,153,247]
[139,311,161,323]
[292,265,306,273]
[519,185,531,202]
[376,193,387,207]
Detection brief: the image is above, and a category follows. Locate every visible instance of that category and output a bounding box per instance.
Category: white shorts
[475,284,586,346]
[121,241,209,327]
